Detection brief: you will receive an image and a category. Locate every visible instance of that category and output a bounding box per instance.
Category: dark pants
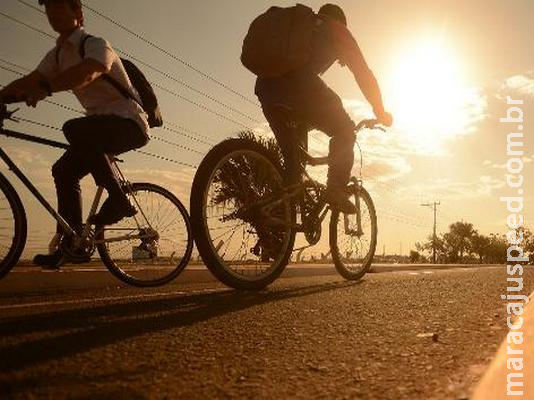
[52,115,149,234]
[255,73,355,188]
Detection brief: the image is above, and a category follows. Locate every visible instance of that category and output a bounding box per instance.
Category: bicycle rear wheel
[191,138,296,290]
[0,173,27,279]
[329,183,377,281]
[96,182,193,287]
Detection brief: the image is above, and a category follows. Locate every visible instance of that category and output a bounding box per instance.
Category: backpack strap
[79,34,142,107]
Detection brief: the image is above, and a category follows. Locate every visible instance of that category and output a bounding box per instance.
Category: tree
[409,250,421,264]
[443,221,476,262]
[520,228,533,264]
[471,233,491,264]
[489,234,508,263]
[416,235,447,263]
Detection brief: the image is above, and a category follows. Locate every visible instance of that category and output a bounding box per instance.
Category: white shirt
[37,27,149,133]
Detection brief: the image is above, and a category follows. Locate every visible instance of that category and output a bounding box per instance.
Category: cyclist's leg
[294,76,355,185]
[33,149,91,266]
[63,116,148,195]
[256,78,304,186]
[261,104,302,186]
[51,149,91,235]
[290,76,356,211]
[63,116,148,224]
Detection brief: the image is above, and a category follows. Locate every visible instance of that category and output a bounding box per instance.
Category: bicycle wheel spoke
[201,147,294,282]
[97,183,192,287]
[331,187,377,280]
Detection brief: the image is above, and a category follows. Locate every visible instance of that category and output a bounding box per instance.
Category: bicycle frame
[0,129,78,237]
[0,128,152,246]
[252,139,370,245]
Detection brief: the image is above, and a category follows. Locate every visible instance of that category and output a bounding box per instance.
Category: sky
[0,0,532,259]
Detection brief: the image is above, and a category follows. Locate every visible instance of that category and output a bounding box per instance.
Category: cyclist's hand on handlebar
[25,86,47,108]
[375,111,393,127]
[0,88,28,105]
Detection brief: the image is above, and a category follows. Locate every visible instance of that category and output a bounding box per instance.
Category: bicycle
[0,102,193,287]
[191,105,384,290]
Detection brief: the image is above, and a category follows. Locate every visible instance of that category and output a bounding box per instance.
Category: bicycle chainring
[60,239,96,262]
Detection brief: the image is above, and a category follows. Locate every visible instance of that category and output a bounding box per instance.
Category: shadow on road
[0,280,361,373]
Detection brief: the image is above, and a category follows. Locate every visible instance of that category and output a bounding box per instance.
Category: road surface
[0,265,530,399]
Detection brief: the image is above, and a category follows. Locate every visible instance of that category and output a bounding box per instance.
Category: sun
[387,39,474,153]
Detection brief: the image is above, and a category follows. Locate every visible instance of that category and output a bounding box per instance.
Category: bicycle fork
[345,178,364,237]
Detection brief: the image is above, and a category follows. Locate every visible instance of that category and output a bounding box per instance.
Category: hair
[38,0,84,25]
[318,4,347,26]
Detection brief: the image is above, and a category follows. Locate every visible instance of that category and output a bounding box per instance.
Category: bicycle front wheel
[191,138,296,290]
[96,183,193,287]
[0,173,27,279]
[329,184,377,281]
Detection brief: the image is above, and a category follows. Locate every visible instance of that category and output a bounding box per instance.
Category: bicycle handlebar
[0,97,22,129]
[354,119,385,133]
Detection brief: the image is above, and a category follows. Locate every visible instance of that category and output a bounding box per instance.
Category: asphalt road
[0,265,530,400]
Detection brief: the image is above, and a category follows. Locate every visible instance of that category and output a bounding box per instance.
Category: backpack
[241,4,317,78]
[79,35,163,128]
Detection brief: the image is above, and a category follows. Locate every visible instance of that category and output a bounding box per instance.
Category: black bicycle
[191,106,383,290]
[0,103,193,287]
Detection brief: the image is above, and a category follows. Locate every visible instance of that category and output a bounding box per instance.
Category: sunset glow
[388,39,474,153]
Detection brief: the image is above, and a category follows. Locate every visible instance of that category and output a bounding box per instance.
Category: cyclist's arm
[329,22,388,119]
[47,36,113,94]
[47,58,107,93]
[0,71,44,102]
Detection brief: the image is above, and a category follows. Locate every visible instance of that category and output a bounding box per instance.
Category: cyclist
[0,0,150,268]
[254,4,393,214]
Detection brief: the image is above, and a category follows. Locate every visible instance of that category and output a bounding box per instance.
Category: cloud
[502,74,534,97]
[123,167,196,200]
[404,176,506,200]
[483,156,533,170]
[343,88,488,157]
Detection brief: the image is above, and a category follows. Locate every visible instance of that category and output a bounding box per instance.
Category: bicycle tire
[96,182,193,287]
[0,172,27,279]
[191,138,296,290]
[329,185,377,281]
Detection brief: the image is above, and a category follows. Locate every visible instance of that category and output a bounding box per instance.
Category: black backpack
[79,35,163,128]
[241,4,317,78]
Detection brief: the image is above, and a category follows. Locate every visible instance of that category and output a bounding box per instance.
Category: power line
[14,0,262,124]
[0,57,219,149]
[0,58,32,73]
[78,0,260,107]
[0,10,254,131]
[0,10,55,40]
[0,64,25,77]
[134,149,198,168]
[3,113,197,168]
[421,201,441,263]
[151,135,204,156]
[160,125,214,147]
[151,81,251,130]
[114,48,261,123]
[165,120,220,143]
[14,117,64,132]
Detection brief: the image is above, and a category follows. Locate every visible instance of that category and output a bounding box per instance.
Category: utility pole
[421,201,441,264]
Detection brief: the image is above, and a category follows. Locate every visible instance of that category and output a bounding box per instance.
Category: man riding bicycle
[251,3,393,214]
[0,0,150,268]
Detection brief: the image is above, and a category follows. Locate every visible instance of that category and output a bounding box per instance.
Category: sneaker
[33,250,66,270]
[90,195,137,226]
[326,186,357,214]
